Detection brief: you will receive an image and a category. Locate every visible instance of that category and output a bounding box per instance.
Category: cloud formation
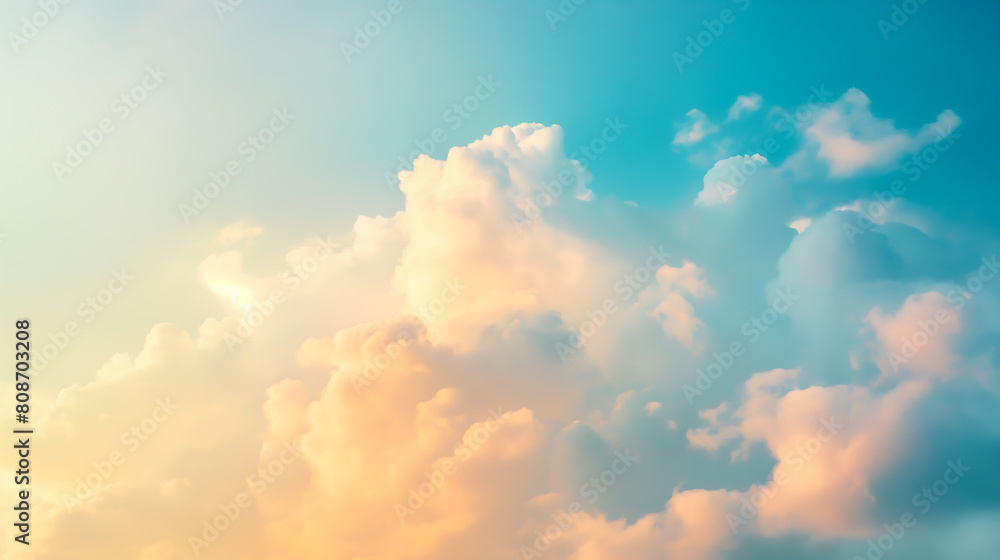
[10,87,999,560]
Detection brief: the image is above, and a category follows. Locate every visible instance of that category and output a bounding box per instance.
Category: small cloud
[216,221,263,245]
[648,261,714,351]
[673,109,719,146]
[788,218,812,233]
[727,93,763,121]
[798,88,960,177]
[694,154,768,206]
[834,198,897,225]
[159,478,191,496]
[834,201,863,213]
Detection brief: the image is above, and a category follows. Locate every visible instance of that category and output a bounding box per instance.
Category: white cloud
[797,88,960,177]
[727,93,763,121]
[19,114,998,560]
[694,154,769,206]
[788,218,812,233]
[215,221,263,245]
[645,261,713,351]
[673,109,719,146]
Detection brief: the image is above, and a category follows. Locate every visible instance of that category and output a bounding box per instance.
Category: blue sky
[3,0,998,258]
[1,1,999,559]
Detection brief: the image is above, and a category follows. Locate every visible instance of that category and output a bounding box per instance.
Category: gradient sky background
[1,1,999,559]
[1,0,998,353]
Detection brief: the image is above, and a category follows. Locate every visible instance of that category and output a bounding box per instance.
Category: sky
[1,0,999,559]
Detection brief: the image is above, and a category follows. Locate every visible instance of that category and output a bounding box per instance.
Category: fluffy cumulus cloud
[673,109,719,146]
[694,154,769,206]
[8,88,1000,560]
[215,221,264,246]
[727,93,763,121]
[792,88,961,177]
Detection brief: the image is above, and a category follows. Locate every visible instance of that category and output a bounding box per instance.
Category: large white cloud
[794,88,960,177]
[9,96,999,560]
